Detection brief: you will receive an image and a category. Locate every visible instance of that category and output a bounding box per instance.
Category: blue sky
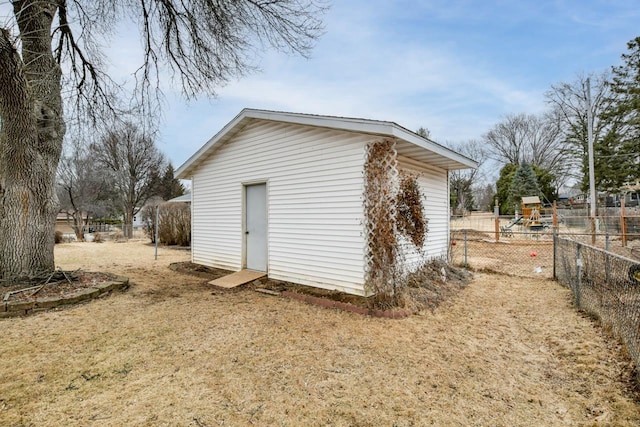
[151,0,639,170]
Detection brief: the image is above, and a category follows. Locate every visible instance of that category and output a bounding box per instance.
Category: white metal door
[245,183,267,271]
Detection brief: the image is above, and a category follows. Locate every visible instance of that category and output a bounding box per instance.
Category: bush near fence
[142,203,191,246]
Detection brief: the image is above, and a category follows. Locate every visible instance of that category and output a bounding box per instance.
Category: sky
[3,1,640,173]
[150,0,639,170]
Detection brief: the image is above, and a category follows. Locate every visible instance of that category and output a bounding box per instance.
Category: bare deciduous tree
[483,113,565,171]
[0,0,326,280]
[57,138,113,240]
[446,139,488,214]
[92,122,164,237]
[546,72,628,193]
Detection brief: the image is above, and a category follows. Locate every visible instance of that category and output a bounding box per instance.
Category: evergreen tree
[607,37,640,186]
[531,165,558,203]
[416,127,431,139]
[495,163,556,214]
[160,164,186,201]
[495,163,518,214]
[509,163,541,209]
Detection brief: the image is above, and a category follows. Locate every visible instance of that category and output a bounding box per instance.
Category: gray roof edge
[167,192,192,203]
[176,108,478,178]
[176,109,250,179]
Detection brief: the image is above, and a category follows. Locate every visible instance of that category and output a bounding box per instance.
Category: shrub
[93,232,104,243]
[143,203,191,246]
[54,230,63,244]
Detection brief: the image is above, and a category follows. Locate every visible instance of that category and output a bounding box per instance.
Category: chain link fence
[449,226,640,381]
[554,235,640,372]
[83,225,146,242]
[450,229,555,278]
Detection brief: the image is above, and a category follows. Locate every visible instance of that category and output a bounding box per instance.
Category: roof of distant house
[167,192,191,203]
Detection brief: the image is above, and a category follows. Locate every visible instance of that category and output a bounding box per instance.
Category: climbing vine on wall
[396,173,428,249]
[363,139,400,304]
[363,141,432,307]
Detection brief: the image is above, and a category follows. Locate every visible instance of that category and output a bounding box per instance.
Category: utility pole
[586,77,597,243]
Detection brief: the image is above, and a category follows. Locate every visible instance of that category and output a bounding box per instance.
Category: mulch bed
[2,271,120,304]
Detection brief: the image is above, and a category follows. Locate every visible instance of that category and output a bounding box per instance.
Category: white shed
[176,109,477,296]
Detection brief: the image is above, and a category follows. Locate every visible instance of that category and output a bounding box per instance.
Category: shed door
[245,183,267,271]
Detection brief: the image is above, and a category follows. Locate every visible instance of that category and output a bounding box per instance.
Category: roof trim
[176,108,478,178]
[167,192,192,203]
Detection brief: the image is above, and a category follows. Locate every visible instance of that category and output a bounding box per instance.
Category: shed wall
[397,157,450,273]
[191,120,369,295]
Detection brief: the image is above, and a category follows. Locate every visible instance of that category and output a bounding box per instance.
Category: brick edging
[1,275,130,318]
[281,291,412,319]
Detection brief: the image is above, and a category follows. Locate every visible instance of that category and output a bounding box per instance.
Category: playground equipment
[500,216,521,237]
[521,196,547,231]
[499,196,551,238]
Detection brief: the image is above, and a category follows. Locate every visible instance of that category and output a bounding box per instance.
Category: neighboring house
[55,212,75,235]
[176,109,477,296]
[167,192,191,203]
[132,212,145,229]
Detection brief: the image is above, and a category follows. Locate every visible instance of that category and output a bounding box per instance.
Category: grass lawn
[0,241,638,426]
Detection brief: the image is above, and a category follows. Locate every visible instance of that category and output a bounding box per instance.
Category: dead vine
[396,173,428,249]
[363,139,401,306]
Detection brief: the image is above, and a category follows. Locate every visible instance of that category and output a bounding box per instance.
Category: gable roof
[176,108,478,178]
[522,196,541,205]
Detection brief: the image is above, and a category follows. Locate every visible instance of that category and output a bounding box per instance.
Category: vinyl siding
[191,120,369,295]
[397,157,450,273]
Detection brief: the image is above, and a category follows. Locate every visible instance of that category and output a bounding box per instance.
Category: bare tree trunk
[123,208,134,239]
[72,212,85,241]
[0,3,64,280]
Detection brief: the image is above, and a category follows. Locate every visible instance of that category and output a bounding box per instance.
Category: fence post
[154,205,159,261]
[553,227,557,280]
[576,244,582,308]
[494,198,500,241]
[464,229,468,268]
[605,233,610,283]
[553,200,558,229]
[621,197,627,247]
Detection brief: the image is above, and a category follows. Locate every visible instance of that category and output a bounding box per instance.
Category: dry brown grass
[0,241,638,426]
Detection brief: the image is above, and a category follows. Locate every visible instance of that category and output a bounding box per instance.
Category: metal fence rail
[554,235,640,371]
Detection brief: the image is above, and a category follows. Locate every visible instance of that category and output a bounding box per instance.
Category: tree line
[57,122,185,240]
[448,37,640,215]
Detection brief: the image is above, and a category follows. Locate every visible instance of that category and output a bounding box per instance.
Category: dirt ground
[1,241,639,426]
[449,230,640,280]
[449,234,555,279]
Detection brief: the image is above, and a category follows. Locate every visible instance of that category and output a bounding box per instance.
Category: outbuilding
[176,109,477,296]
